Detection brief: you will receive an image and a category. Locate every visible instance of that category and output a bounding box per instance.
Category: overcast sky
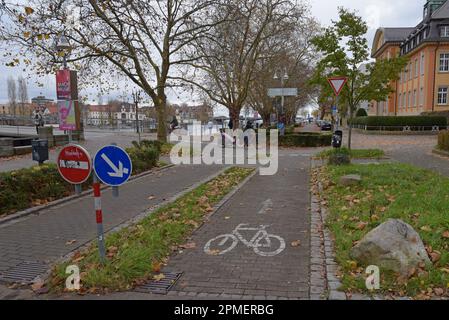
[0,0,426,106]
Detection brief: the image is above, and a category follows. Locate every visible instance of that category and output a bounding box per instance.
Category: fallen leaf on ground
[148,195,156,200]
[224,216,230,220]
[434,288,445,296]
[31,280,45,292]
[65,239,77,245]
[152,262,162,273]
[180,242,196,249]
[421,226,432,232]
[356,222,368,230]
[206,249,220,256]
[430,251,441,263]
[442,231,449,239]
[440,268,449,274]
[291,240,301,247]
[73,256,85,263]
[153,274,166,282]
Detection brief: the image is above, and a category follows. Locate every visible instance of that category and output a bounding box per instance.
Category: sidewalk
[0,164,224,279]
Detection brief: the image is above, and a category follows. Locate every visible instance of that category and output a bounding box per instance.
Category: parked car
[320,122,332,131]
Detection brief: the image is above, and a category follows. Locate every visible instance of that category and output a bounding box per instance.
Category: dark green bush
[438,131,449,152]
[126,140,160,175]
[350,116,447,131]
[0,164,73,216]
[279,133,332,147]
[356,108,368,117]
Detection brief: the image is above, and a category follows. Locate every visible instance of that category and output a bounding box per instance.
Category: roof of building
[431,0,449,19]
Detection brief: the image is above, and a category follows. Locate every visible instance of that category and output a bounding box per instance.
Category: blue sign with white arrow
[94,145,132,186]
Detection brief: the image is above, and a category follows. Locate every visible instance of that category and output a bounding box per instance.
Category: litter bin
[332,130,343,148]
[32,139,49,164]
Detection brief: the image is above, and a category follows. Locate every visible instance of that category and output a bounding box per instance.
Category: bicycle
[204,224,285,257]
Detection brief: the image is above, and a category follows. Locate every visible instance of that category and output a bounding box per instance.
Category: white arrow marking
[101,153,129,178]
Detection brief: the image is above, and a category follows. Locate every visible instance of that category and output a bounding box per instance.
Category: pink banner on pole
[58,100,76,131]
[56,69,71,100]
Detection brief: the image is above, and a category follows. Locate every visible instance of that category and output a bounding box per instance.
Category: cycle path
[163,150,311,299]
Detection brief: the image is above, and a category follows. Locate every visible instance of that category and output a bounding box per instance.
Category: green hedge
[126,140,160,175]
[279,133,332,147]
[0,140,161,217]
[350,116,447,131]
[438,131,449,152]
[356,108,368,117]
[0,164,75,216]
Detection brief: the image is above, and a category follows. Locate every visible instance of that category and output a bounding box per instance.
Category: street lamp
[56,34,71,69]
[132,90,142,143]
[273,69,289,115]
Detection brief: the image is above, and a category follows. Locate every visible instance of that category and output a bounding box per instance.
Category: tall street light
[273,69,289,115]
[56,34,71,69]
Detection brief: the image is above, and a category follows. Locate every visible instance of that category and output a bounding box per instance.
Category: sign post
[327,77,348,131]
[92,173,106,263]
[57,145,92,195]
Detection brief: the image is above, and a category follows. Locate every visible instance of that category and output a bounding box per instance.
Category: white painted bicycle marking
[204,224,286,257]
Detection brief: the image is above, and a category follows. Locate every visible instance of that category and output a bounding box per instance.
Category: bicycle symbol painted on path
[204,224,286,257]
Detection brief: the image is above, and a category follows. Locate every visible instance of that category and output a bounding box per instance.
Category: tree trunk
[156,102,167,142]
[262,112,271,127]
[348,106,353,150]
[229,107,240,129]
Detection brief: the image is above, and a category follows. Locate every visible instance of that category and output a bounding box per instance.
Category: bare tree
[17,76,29,116]
[183,0,307,127]
[248,15,319,126]
[1,0,223,142]
[7,76,17,117]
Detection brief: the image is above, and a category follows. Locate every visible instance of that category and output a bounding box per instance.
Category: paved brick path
[0,164,223,276]
[159,151,311,300]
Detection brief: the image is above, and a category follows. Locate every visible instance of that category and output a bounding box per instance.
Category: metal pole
[93,173,106,264]
[336,95,339,131]
[111,142,119,198]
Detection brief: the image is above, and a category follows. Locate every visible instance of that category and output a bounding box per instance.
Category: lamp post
[132,90,142,143]
[274,68,289,135]
[55,34,75,143]
[273,68,289,115]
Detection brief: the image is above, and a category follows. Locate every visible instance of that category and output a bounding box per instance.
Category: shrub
[350,116,447,131]
[438,130,449,151]
[356,108,368,117]
[0,164,74,216]
[126,140,160,175]
[279,133,332,147]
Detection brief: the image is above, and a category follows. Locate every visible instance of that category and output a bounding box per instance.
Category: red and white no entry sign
[57,145,92,184]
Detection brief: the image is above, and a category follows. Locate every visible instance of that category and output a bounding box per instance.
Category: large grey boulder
[350,219,431,275]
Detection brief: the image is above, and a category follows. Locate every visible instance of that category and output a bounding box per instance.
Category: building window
[438,87,448,105]
[441,26,449,37]
[413,90,417,106]
[420,87,424,106]
[399,94,402,109]
[415,59,419,77]
[409,63,413,80]
[421,53,425,75]
[439,53,449,72]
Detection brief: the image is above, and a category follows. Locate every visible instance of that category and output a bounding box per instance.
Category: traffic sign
[94,145,132,187]
[327,77,348,96]
[57,145,92,184]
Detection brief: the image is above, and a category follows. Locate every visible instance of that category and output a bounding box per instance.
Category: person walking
[33,108,43,134]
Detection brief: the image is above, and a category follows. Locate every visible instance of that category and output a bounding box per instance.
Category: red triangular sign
[327,77,348,96]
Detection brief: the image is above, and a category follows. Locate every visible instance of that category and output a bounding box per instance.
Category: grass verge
[314,163,449,299]
[315,147,385,160]
[49,166,254,293]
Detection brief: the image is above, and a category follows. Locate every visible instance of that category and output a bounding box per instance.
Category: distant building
[372,0,449,115]
[85,102,147,126]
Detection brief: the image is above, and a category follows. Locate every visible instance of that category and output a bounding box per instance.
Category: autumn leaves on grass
[314,163,449,299]
[49,167,254,294]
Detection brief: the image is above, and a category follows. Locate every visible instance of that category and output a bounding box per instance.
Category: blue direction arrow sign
[94,145,132,186]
